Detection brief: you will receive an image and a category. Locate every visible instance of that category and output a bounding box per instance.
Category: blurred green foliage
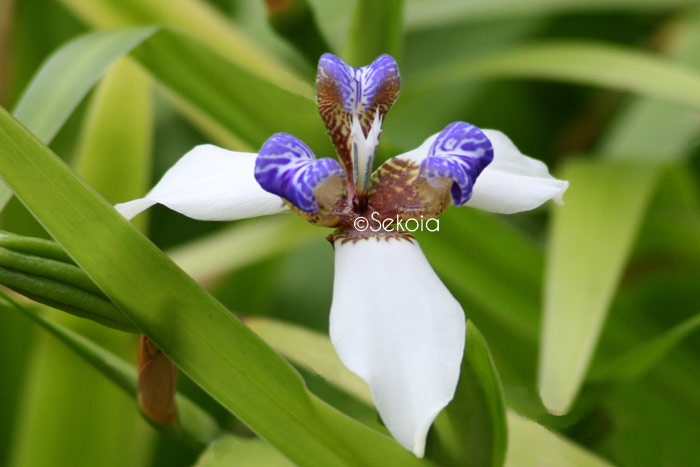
[0,0,699,466]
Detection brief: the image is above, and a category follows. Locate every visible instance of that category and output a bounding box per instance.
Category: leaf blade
[505,412,613,467]
[0,27,156,210]
[416,41,700,112]
[428,321,508,467]
[342,0,404,66]
[12,27,156,144]
[0,106,424,467]
[538,160,660,414]
[589,313,700,382]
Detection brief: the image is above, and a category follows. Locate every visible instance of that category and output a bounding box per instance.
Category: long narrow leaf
[168,216,320,288]
[249,318,508,466]
[504,412,613,467]
[0,106,423,466]
[56,0,313,97]
[342,0,404,66]
[196,436,293,467]
[5,52,160,466]
[130,28,332,154]
[74,58,152,208]
[428,322,508,467]
[539,14,700,416]
[599,13,700,162]
[248,317,605,466]
[539,160,660,414]
[12,27,155,144]
[0,292,221,448]
[405,0,691,29]
[414,41,700,112]
[0,27,156,210]
[589,313,700,382]
[6,310,154,466]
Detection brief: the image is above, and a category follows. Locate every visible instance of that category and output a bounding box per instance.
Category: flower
[116,53,568,457]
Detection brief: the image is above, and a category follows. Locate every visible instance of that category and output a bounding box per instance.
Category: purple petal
[419,122,494,206]
[255,134,344,213]
[317,53,400,115]
[316,53,401,178]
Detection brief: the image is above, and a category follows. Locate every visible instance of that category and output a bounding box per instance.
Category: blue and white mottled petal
[330,236,465,457]
[255,133,345,213]
[316,53,400,178]
[419,122,494,206]
[115,145,286,221]
[396,127,569,214]
[318,53,400,115]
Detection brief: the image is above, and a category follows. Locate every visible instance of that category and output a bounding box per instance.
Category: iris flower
[116,53,568,457]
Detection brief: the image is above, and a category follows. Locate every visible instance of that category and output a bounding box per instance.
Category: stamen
[351,113,382,193]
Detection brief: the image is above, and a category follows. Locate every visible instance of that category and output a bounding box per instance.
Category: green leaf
[635,187,700,266]
[0,291,222,449]
[2,304,154,466]
[0,236,101,294]
[74,57,152,208]
[130,28,332,153]
[0,292,136,393]
[7,20,327,190]
[0,184,11,212]
[504,412,613,467]
[0,231,72,262]
[0,106,424,466]
[536,10,700,424]
[245,317,373,405]
[168,216,321,286]
[414,41,700,112]
[415,209,545,418]
[1,217,320,327]
[598,13,700,162]
[2,32,157,463]
[56,0,313,98]
[304,0,355,52]
[0,262,134,331]
[12,27,156,145]
[342,0,404,66]
[404,0,691,29]
[196,436,294,467]
[248,318,507,466]
[0,57,152,330]
[248,317,607,466]
[416,209,542,341]
[589,313,700,382]
[538,160,661,414]
[266,0,332,65]
[0,27,156,210]
[428,321,508,467]
[3,23,331,210]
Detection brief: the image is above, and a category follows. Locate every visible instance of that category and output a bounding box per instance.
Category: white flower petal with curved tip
[115,145,287,221]
[466,130,569,214]
[394,129,568,214]
[329,236,465,457]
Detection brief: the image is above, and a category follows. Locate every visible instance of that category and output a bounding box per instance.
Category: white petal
[394,129,569,214]
[115,145,287,221]
[393,134,438,164]
[466,130,569,214]
[329,236,465,457]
